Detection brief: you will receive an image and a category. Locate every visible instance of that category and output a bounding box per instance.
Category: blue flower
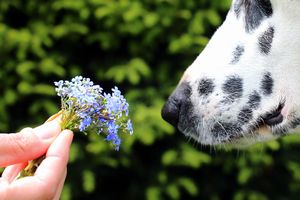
[55,76,132,150]
[105,120,122,150]
[104,87,129,118]
[79,116,92,132]
[127,120,133,135]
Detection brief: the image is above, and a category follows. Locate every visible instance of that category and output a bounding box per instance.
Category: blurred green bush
[1,0,300,199]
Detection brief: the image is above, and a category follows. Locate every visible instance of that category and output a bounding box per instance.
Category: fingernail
[34,120,61,141]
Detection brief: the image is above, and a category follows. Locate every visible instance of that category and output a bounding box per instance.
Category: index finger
[0,120,61,167]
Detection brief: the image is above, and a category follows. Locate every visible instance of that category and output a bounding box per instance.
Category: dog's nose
[161,82,191,127]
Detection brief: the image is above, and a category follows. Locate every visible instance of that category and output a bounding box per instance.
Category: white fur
[180,0,300,146]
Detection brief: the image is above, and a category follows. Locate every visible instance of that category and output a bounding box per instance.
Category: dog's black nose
[161,82,191,127]
[161,97,180,127]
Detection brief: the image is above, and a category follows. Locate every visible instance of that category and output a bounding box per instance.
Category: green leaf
[178,177,198,196]
[181,144,212,168]
[162,150,178,165]
[82,170,96,193]
[39,58,65,76]
[33,84,55,95]
[144,13,159,27]
[238,168,253,185]
[106,58,150,85]
[17,81,32,94]
[4,89,17,105]
[166,184,180,200]
[61,184,72,200]
[146,187,161,200]
[16,61,35,77]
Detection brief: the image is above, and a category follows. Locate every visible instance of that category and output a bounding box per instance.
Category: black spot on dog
[180,82,192,98]
[231,45,245,64]
[290,117,300,129]
[233,2,242,17]
[234,0,273,32]
[261,72,274,95]
[211,122,242,140]
[198,79,215,96]
[238,107,253,124]
[258,26,274,55]
[178,99,199,134]
[222,75,243,102]
[247,91,261,109]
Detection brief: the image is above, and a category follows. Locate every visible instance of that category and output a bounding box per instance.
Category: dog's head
[162,0,300,147]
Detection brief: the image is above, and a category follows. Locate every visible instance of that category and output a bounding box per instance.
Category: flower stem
[18,155,45,178]
[18,111,62,179]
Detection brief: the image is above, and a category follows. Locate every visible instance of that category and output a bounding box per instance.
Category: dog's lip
[240,103,287,137]
[261,102,285,127]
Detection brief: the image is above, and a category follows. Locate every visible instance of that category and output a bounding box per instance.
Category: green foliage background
[1,0,300,199]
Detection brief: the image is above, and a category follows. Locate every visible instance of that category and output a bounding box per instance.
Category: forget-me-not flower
[54,76,133,150]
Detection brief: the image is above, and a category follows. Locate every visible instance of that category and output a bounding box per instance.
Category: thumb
[0,120,61,167]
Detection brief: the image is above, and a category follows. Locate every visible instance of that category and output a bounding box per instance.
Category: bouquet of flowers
[19,76,133,177]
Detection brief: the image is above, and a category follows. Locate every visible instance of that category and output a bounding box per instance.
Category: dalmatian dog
[161,0,300,147]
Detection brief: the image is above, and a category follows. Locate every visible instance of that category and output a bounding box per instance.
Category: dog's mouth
[260,103,285,127]
[220,102,287,146]
[223,103,287,147]
[244,102,286,138]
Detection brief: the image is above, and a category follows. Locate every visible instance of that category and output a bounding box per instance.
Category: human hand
[0,120,73,200]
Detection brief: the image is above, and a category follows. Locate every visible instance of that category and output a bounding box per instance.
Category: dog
[161,0,300,147]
